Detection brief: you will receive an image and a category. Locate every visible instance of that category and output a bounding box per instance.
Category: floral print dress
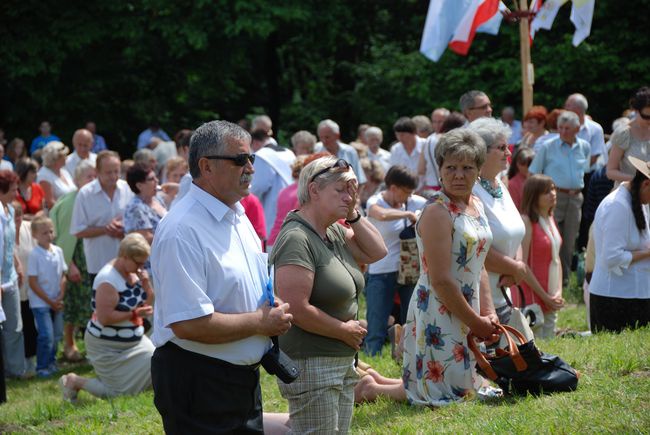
[402,191,492,406]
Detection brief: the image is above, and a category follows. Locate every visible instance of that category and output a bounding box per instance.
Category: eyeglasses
[310,159,351,182]
[470,103,492,111]
[491,144,509,153]
[638,111,650,120]
[204,153,256,166]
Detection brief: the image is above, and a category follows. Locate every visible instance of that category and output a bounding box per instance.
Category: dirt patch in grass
[629,369,650,378]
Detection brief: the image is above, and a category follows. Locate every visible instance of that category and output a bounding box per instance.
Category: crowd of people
[0,86,648,435]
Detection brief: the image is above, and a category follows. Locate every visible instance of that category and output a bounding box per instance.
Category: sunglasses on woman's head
[310,159,351,182]
[204,153,256,166]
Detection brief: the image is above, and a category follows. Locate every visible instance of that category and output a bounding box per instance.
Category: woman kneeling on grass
[59,233,154,402]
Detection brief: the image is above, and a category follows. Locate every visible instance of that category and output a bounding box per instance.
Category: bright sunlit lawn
[2,285,649,434]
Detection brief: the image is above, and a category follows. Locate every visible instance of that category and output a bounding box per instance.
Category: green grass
[2,304,650,434]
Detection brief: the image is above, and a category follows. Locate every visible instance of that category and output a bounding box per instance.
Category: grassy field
[2,301,649,434]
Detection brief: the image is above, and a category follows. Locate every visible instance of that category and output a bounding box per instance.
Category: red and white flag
[448,0,501,56]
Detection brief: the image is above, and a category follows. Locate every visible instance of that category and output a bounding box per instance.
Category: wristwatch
[345,209,362,224]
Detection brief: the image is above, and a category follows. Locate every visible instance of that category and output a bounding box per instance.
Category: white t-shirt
[27,244,67,308]
[65,151,97,178]
[367,193,427,274]
[70,179,134,274]
[37,166,76,201]
[151,184,271,365]
[367,148,392,172]
[422,134,440,187]
[473,179,525,308]
[389,137,424,174]
[17,220,37,302]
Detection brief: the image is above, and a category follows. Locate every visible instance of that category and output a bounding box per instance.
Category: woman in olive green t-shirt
[271,155,386,434]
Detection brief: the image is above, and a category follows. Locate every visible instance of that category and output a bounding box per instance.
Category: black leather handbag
[468,324,579,395]
[260,336,300,384]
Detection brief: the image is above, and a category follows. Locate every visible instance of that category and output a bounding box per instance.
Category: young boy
[28,216,67,378]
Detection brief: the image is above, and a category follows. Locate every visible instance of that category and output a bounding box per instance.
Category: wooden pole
[518,0,534,115]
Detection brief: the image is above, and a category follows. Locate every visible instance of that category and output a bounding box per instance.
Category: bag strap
[467,324,528,380]
[500,285,528,308]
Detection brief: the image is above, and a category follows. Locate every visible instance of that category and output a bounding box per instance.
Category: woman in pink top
[507,147,535,212]
[516,174,565,338]
[268,153,328,247]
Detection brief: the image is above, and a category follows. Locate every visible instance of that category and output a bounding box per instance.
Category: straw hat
[628,156,650,180]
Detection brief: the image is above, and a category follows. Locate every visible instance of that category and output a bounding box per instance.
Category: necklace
[479,177,502,199]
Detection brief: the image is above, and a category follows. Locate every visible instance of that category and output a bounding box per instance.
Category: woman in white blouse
[469,118,547,323]
[37,142,76,209]
[590,156,650,332]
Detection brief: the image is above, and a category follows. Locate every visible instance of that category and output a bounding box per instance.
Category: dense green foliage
[1,1,649,155]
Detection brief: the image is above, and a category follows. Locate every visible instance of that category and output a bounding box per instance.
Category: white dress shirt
[389,137,424,174]
[70,179,134,274]
[422,133,440,187]
[590,186,650,299]
[578,117,607,171]
[65,151,97,177]
[151,183,271,365]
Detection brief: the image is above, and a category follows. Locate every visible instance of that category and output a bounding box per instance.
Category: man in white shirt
[364,126,391,172]
[389,117,423,175]
[564,93,607,171]
[65,129,97,177]
[314,119,367,184]
[150,120,292,434]
[249,130,295,237]
[70,151,133,280]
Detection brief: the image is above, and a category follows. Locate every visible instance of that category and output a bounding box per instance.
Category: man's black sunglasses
[310,158,351,182]
[204,153,256,166]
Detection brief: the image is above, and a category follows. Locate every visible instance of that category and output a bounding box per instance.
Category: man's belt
[556,187,581,195]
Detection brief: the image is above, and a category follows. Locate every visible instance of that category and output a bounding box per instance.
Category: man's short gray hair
[297,155,356,206]
[317,119,340,135]
[467,117,512,149]
[290,130,317,152]
[189,120,251,178]
[252,115,272,132]
[435,128,487,170]
[133,148,155,166]
[432,107,450,117]
[567,93,589,112]
[364,126,383,141]
[459,90,487,113]
[557,111,581,128]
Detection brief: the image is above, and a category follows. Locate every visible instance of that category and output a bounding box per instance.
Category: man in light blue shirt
[529,110,590,283]
[137,124,171,149]
[314,119,367,185]
[86,121,108,152]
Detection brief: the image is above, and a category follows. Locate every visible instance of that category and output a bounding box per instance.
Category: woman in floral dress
[402,128,500,406]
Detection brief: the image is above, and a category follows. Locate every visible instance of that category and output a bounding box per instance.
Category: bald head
[72,129,93,158]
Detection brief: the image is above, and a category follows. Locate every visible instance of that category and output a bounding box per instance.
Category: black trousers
[20,300,37,358]
[151,342,263,435]
[590,293,650,333]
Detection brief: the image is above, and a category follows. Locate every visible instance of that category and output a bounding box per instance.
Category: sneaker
[37,369,53,378]
[59,375,78,403]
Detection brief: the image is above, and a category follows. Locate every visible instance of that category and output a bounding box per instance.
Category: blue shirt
[30,134,60,155]
[92,134,108,153]
[529,136,591,190]
[137,128,171,149]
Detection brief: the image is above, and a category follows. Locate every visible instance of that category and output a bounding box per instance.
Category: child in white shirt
[28,216,67,378]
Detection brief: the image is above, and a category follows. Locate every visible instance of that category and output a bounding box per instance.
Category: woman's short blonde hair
[118,233,151,260]
[165,156,188,175]
[435,128,487,170]
[297,156,357,206]
[41,141,69,167]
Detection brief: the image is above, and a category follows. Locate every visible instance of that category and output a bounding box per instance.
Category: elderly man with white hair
[314,119,367,184]
[65,129,97,177]
[564,93,606,170]
[529,111,591,284]
[364,126,391,171]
